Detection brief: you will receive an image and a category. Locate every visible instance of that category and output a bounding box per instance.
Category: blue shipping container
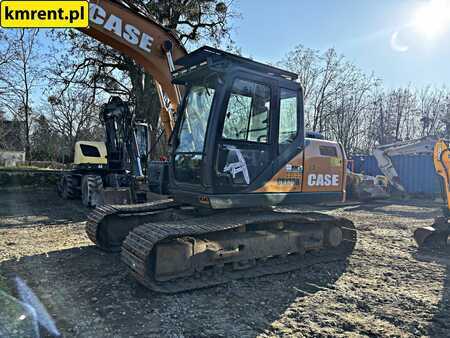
[350,155,442,195]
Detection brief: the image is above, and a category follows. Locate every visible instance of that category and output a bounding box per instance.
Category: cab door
[253,86,305,194]
[213,75,277,193]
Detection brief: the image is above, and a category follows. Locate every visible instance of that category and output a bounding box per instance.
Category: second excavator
[76,0,357,293]
[414,139,450,249]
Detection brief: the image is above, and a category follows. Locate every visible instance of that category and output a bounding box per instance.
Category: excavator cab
[168,47,305,208]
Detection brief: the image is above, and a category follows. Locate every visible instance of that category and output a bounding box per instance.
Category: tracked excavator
[74,0,357,292]
[414,139,450,248]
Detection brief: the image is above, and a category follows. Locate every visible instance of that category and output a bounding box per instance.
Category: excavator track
[414,216,450,250]
[86,199,179,252]
[122,211,356,293]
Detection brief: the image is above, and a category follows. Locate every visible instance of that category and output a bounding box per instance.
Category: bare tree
[0,32,14,114]
[370,86,448,146]
[146,0,234,43]
[327,66,377,153]
[0,29,42,159]
[279,42,450,155]
[0,30,13,68]
[441,95,450,137]
[0,110,6,149]
[279,46,378,153]
[277,45,321,104]
[416,86,446,137]
[45,87,103,161]
[31,114,58,161]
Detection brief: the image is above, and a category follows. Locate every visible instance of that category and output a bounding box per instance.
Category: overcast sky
[230,0,450,88]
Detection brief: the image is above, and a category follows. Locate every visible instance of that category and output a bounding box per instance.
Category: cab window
[222,78,271,143]
[278,88,298,145]
[80,144,101,157]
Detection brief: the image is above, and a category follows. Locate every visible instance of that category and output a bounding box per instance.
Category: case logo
[89,3,154,53]
[307,174,339,187]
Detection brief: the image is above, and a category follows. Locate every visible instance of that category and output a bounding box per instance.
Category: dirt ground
[1,188,449,337]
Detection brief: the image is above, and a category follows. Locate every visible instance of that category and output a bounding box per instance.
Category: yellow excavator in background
[58,98,150,207]
[414,139,450,248]
[56,0,358,293]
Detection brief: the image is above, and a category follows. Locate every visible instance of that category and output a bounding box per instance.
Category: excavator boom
[81,0,187,137]
[373,137,437,193]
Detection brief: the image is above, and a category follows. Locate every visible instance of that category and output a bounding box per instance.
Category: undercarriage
[86,201,356,293]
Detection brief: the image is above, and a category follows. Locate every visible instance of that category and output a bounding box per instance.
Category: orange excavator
[74,0,356,292]
[414,139,450,249]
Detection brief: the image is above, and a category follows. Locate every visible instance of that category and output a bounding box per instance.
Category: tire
[59,174,78,200]
[82,175,104,208]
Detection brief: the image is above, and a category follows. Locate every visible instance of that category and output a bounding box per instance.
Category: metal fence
[350,154,442,195]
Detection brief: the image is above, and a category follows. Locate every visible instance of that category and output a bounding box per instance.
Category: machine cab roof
[172,46,299,86]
